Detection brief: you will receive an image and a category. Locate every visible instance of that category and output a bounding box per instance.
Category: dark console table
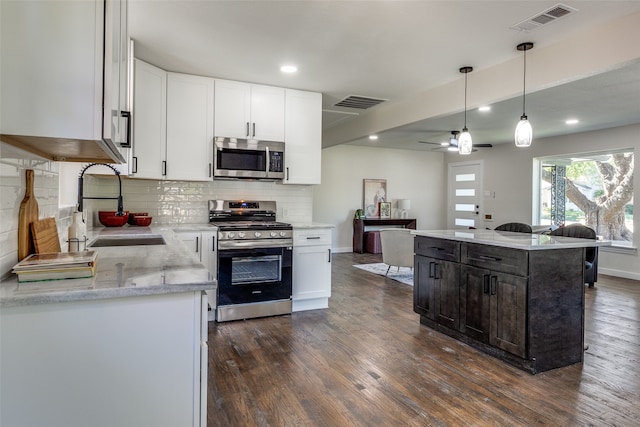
[353,218,416,253]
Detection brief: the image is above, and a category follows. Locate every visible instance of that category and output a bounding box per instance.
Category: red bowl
[128,212,149,225]
[131,216,152,226]
[98,211,129,227]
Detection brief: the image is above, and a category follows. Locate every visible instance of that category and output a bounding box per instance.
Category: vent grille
[510,3,577,32]
[334,95,387,110]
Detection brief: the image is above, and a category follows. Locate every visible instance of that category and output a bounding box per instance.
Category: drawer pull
[478,255,501,262]
[306,236,321,240]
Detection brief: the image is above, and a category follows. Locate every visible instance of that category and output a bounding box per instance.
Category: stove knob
[280,231,288,237]
[254,231,262,238]
[227,232,235,239]
[270,231,278,238]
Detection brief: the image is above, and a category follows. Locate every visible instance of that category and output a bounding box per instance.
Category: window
[535,149,634,247]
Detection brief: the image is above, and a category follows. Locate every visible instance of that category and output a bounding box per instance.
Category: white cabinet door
[293,228,332,311]
[201,231,218,276]
[293,245,332,300]
[104,0,131,147]
[284,89,322,184]
[132,59,167,179]
[214,79,285,141]
[214,79,252,139]
[0,0,130,163]
[166,73,214,181]
[176,231,202,258]
[1,0,103,140]
[176,230,217,320]
[250,84,285,141]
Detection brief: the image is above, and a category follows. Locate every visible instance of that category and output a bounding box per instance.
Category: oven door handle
[217,239,293,250]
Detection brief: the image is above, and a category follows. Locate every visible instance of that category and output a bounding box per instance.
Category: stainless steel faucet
[77,163,124,215]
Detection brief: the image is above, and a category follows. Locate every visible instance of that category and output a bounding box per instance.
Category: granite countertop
[0,226,216,308]
[411,229,611,250]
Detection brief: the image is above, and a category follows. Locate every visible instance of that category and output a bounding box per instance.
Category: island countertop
[0,226,215,308]
[411,229,611,250]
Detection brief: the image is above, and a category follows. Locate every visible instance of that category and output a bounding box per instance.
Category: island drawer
[461,242,528,276]
[415,236,460,262]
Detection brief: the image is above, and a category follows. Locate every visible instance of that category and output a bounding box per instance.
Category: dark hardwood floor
[207,252,640,426]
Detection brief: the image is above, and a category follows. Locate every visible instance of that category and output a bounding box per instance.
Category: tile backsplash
[1,152,313,277]
[82,176,314,227]
[0,155,71,277]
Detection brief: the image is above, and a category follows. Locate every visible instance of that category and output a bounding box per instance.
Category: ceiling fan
[418,131,493,151]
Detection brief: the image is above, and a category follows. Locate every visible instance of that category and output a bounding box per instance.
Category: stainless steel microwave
[213,138,285,179]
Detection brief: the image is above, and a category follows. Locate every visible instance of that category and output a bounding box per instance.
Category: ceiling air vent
[510,3,578,32]
[334,95,387,110]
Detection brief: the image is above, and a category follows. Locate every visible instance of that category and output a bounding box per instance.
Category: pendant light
[515,42,534,147]
[458,66,473,155]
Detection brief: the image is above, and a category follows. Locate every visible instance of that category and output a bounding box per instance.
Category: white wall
[444,123,640,280]
[313,145,446,252]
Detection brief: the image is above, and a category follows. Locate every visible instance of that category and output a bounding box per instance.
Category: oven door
[217,246,292,306]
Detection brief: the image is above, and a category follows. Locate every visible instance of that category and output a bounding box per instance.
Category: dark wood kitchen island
[411,229,609,374]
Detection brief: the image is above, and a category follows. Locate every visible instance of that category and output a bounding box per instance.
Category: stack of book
[12,251,98,282]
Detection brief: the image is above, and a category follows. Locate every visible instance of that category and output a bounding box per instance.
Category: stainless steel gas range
[209,200,293,322]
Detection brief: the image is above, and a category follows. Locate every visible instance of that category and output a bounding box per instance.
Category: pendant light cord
[464,72,468,127]
[522,47,527,116]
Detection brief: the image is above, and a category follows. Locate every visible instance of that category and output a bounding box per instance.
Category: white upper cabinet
[166,73,214,181]
[0,0,130,163]
[104,0,131,149]
[283,89,322,184]
[131,59,167,179]
[214,80,285,141]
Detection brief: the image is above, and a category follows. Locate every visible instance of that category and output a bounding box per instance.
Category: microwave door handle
[265,147,269,176]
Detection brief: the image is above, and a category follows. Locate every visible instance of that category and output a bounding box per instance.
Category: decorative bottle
[68,211,86,252]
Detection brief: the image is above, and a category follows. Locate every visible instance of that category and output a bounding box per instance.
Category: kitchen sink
[88,235,166,247]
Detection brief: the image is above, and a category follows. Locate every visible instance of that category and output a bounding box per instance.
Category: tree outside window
[538,150,634,245]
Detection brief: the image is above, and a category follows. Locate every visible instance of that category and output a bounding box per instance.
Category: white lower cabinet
[0,291,208,427]
[175,229,217,320]
[293,227,332,311]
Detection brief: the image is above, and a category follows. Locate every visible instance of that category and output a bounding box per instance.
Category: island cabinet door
[460,265,491,342]
[433,259,460,330]
[489,271,527,358]
[414,255,436,319]
[414,255,459,327]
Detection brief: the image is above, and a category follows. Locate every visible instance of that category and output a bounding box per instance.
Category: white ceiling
[129,1,640,150]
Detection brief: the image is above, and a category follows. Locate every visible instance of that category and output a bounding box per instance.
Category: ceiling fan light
[458,128,472,155]
[515,115,533,147]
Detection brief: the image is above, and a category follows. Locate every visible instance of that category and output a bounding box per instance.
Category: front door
[447,161,483,229]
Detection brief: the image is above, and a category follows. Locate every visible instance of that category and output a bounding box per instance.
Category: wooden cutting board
[18,169,39,260]
[31,217,61,254]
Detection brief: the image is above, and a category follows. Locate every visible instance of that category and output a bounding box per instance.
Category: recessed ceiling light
[565,119,579,125]
[369,135,378,140]
[280,65,298,73]
[478,106,491,112]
